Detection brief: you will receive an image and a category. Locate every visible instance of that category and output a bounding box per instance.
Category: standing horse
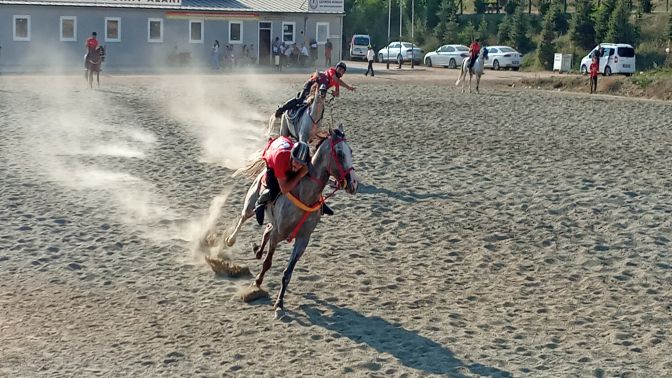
[85,46,105,88]
[267,83,328,144]
[226,126,358,318]
[455,48,485,94]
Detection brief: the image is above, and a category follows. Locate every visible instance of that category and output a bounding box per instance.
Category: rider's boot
[254,189,272,225]
[275,96,301,118]
[322,203,334,216]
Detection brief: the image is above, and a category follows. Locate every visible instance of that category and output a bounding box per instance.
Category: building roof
[0,0,344,14]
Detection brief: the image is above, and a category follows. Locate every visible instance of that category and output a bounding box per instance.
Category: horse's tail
[231,149,266,179]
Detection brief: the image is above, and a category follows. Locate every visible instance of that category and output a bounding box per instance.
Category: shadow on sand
[293,295,511,377]
[357,183,453,203]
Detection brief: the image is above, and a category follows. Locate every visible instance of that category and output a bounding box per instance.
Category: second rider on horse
[274,61,356,118]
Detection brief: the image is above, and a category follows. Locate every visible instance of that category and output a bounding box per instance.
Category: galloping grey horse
[268,83,328,144]
[226,125,358,318]
[455,48,486,94]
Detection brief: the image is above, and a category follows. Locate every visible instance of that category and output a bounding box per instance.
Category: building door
[259,22,272,65]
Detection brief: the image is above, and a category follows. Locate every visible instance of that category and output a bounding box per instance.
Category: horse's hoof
[255,251,263,260]
[253,243,260,253]
[225,237,235,247]
[274,307,286,320]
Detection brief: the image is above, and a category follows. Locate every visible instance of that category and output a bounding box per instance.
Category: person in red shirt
[274,61,356,117]
[84,32,98,71]
[589,56,599,94]
[468,38,481,71]
[254,137,311,224]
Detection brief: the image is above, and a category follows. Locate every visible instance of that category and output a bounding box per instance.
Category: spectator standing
[273,37,281,70]
[300,44,310,67]
[211,40,221,70]
[589,56,599,94]
[309,38,318,63]
[324,39,333,66]
[365,45,375,77]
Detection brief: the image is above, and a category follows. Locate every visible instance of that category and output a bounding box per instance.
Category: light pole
[386,0,391,69]
[399,0,402,69]
[411,0,415,69]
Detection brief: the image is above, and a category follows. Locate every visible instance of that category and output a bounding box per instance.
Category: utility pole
[399,0,402,69]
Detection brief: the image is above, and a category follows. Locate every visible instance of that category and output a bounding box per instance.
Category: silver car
[377,41,424,65]
[423,44,469,69]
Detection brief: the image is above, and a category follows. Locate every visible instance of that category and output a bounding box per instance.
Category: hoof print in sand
[205,256,251,278]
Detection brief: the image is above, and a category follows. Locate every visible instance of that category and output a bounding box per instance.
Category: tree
[435,0,458,40]
[537,12,557,69]
[638,0,653,13]
[570,0,596,50]
[546,0,568,34]
[509,4,532,52]
[474,0,487,14]
[498,15,512,44]
[606,0,639,45]
[669,11,672,41]
[505,0,520,15]
[594,0,616,42]
[444,13,460,43]
[459,21,477,45]
[537,0,552,15]
[477,16,489,42]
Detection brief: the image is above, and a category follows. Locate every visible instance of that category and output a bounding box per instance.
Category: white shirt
[366,49,375,62]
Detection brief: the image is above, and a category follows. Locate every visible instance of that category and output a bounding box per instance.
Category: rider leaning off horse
[274,61,356,117]
[85,32,98,67]
[254,137,334,225]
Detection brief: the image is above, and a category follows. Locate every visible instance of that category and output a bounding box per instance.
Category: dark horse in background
[85,45,105,88]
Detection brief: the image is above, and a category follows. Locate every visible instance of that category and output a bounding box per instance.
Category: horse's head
[318,83,328,99]
[325,124,357,194]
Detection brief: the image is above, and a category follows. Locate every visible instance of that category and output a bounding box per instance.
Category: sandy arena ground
[1,66,671,377]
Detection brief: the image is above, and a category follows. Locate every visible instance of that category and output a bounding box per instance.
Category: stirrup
[322,203,334,216]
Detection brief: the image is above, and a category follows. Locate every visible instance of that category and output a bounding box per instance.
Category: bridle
[285,134,354,242]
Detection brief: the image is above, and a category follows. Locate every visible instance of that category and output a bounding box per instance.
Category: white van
[580,43,636,76]
[349,34,371,61]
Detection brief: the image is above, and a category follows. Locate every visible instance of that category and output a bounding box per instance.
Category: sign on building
[307,0,344,12]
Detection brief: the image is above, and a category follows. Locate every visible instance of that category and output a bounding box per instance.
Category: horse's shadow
[291,295,511,377]
[357,183,453,203]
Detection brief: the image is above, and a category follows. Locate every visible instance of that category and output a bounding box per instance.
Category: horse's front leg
[274,236,310,318]
[96,72,100,87]
[255,231,280,287]
[225,172,263,247]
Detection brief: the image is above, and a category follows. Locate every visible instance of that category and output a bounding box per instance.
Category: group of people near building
[211,41,256,70]
[272,37,333,70]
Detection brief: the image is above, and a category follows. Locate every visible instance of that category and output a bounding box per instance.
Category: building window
[148,18,163,43]
[13,15,31,41]
[282,22,295,44]
[60,16,77,42]
[189,20,203,43]
[316,22,329,44]
[105,17,121,42]
[229,21,242,44]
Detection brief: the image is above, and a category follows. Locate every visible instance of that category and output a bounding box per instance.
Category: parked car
[423,44,469,69]
[580,43,635,76]
[349,34,372,61]
[377,42,424,65]
[483,45,522,71]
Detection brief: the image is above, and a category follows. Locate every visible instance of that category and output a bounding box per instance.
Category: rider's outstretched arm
[338,78,356,92]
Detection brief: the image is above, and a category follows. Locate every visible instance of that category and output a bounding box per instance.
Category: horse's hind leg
[253,223,273,259]
[225,172,263,247]
[274,236,310,316]
[96,72,100,88]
